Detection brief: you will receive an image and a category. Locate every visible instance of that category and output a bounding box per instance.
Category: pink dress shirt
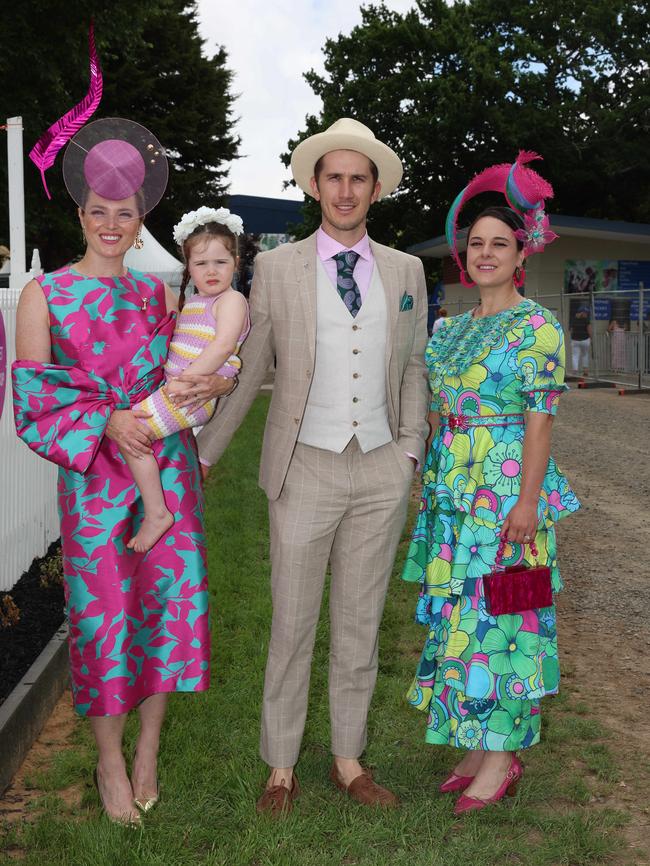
[316,227,374,298]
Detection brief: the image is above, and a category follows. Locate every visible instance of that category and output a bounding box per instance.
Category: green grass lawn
[0,395,627,865]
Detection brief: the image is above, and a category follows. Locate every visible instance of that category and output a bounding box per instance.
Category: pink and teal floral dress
[12,267,210,717]
[402,300,579,750]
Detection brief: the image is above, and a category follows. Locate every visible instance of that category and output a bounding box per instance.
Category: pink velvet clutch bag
[484,539,552,616]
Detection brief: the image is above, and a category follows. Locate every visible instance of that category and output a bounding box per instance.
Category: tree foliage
[285,0,650,247]
[0,0,239,268]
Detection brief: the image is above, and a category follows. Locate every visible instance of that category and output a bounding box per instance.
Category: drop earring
[133,228,144,250]
[514,266,526,288]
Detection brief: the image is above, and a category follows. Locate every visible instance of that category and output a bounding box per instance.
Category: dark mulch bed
[0,540,65,705]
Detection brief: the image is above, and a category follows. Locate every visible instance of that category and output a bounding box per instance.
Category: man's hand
[169,372,237,412]
[105,409,155,458]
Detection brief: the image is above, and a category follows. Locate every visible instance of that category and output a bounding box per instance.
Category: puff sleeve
[516,312,568,415]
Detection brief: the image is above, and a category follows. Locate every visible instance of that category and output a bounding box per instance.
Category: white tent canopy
[124,225,183,289]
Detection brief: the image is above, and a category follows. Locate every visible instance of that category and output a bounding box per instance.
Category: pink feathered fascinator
[29,23,103,199]
[445,151,559,287]
[28,23,168,214]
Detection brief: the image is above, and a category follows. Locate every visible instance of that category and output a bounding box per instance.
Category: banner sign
[564,260,618,294]
[593,298,612,321]
[618,260,650,294]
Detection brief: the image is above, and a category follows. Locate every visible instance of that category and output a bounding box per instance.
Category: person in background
[431,307,448,334]
[607,316,626,373]
[570,306,592,376]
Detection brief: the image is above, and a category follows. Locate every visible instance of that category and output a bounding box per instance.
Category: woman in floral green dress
[402,154,579,814]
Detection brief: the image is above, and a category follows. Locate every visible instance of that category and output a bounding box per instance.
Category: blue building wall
[227,195,304,235]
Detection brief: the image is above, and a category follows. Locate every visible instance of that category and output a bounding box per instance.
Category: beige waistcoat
[297,259,392,453]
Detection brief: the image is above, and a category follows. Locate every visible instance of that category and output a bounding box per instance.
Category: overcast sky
[196,0,415,201]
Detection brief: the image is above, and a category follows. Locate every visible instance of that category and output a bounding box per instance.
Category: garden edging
[0,624,69,796]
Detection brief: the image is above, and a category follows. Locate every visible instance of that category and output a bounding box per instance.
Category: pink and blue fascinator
[28,23,167,214]
[445,151,559,287]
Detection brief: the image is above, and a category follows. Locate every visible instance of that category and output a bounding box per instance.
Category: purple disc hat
[62,117,168,215]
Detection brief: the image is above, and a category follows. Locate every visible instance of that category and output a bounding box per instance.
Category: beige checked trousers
[260,437,414,768]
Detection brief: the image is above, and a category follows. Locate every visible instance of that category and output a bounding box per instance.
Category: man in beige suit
[198,118,429,814]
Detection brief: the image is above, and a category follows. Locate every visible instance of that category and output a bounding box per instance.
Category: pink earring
[514,266,526,288]
[460,269,476,288]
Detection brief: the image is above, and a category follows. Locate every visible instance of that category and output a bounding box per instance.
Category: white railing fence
[439,285,650,390]
[0,287,59,593]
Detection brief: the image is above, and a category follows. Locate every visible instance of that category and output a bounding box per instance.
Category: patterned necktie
[334,250,362,317]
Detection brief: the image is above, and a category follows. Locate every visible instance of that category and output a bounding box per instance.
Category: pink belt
[440,412,525,432]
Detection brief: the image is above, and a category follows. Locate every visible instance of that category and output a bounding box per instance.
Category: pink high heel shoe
[439,772,474,794]
[453,754,523,815]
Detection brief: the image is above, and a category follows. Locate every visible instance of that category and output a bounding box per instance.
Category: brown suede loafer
[330,765,399,807]
[256,774,300,818]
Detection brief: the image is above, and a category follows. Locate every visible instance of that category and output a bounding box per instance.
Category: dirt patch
[553,387,650,862]
[0,695,79,825]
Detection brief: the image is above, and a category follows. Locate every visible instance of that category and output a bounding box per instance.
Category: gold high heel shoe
[93,768,142,828]
[133,781,160,813]
[132,750,160,813]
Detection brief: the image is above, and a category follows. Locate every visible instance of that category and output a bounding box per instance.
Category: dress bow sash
[12,313,175,474]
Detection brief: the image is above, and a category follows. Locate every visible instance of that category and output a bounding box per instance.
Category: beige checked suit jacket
[197,231,430,499]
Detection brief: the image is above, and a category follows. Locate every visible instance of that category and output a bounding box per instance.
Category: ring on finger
[523,534,531,541]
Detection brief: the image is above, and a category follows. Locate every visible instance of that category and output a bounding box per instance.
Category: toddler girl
[124,207,250,552]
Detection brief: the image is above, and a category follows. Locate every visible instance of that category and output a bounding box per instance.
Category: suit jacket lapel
[370,240,399,369]
[294,235,399,370]
[293,233,318,363]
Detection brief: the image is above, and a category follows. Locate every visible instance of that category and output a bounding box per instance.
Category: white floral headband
[172,206,244,245]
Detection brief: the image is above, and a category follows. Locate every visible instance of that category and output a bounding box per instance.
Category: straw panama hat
[290,118,403,199]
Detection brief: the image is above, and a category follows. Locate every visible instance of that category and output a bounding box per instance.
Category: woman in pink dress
[13,118,233,825]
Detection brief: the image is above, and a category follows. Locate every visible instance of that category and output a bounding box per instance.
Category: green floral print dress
[402,300,579,750]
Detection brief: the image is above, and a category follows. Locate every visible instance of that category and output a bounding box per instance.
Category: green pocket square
[400,293,414,311]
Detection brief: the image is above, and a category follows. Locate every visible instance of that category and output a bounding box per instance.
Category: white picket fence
[0,287,59,592]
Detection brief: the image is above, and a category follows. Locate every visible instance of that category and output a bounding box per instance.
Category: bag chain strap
[492,536,539,573]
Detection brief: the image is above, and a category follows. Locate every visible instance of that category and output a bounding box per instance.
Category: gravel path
[552,386,650,861]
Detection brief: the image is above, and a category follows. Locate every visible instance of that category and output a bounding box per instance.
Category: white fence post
[6,117,29,291]
[0,288,59,592]
[1,114,59,592]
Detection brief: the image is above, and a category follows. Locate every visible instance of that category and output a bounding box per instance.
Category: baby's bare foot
[127,509,174,553]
